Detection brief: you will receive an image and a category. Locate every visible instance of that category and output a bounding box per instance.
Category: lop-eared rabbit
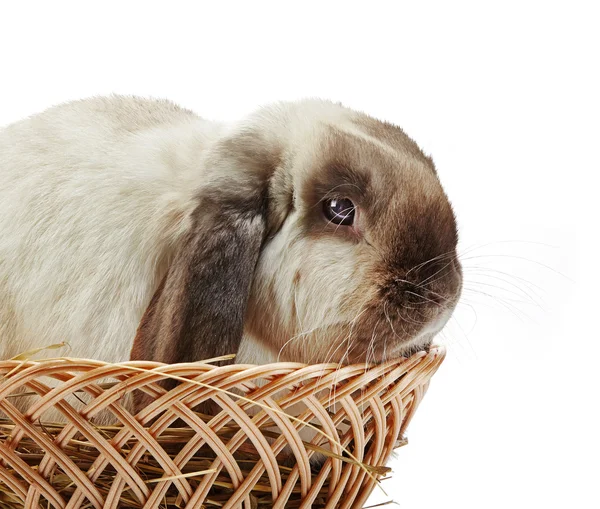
[0,96,462,420]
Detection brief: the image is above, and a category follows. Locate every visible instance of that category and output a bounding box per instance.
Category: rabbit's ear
[131,133,280,365]
[131,198,267,365]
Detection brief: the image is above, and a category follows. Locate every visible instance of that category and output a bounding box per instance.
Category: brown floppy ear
[131,132,278,366]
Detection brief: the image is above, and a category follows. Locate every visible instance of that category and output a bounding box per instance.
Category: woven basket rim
[1,344,444,368]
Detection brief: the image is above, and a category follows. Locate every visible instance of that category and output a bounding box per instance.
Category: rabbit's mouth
[274,297,457,365]
[347,307,456,364]
[387,306,455,358]
[329,265,462,364]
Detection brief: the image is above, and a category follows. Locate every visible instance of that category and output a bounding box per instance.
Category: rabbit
[0,95,462,417]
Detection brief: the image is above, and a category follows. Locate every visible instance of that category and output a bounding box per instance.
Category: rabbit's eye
[323,198,355,226]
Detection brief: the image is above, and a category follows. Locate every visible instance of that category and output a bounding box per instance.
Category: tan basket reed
[0,347,445,509]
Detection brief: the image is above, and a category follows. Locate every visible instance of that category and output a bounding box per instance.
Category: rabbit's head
[131,100,462,366]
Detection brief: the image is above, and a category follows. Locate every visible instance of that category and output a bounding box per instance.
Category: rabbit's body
[1,95,463,388]
[0,96,267,364]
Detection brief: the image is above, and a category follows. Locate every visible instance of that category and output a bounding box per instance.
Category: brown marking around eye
[297,122,443,243]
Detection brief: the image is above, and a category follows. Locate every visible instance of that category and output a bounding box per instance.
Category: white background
[1,2,598,507]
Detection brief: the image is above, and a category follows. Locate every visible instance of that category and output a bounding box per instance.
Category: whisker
[462,288,534,323]
[459,254,572,281]
[405,249,457,277]
[383,301,401,340]
[420,259,455,285]
[457,239,560,257]
[463,281,544,308]
[463,265,546,297]
[446,314,478,358]
[404,290,443,306]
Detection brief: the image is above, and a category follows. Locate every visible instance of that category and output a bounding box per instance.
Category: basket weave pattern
[0,347,444,508]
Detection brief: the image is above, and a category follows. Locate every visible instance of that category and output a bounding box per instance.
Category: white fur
[0,96,232,363]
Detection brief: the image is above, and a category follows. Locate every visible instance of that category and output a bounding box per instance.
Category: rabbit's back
[0,96,220,362]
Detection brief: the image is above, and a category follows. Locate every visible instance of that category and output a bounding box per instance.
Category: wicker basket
[0,347,445,509]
